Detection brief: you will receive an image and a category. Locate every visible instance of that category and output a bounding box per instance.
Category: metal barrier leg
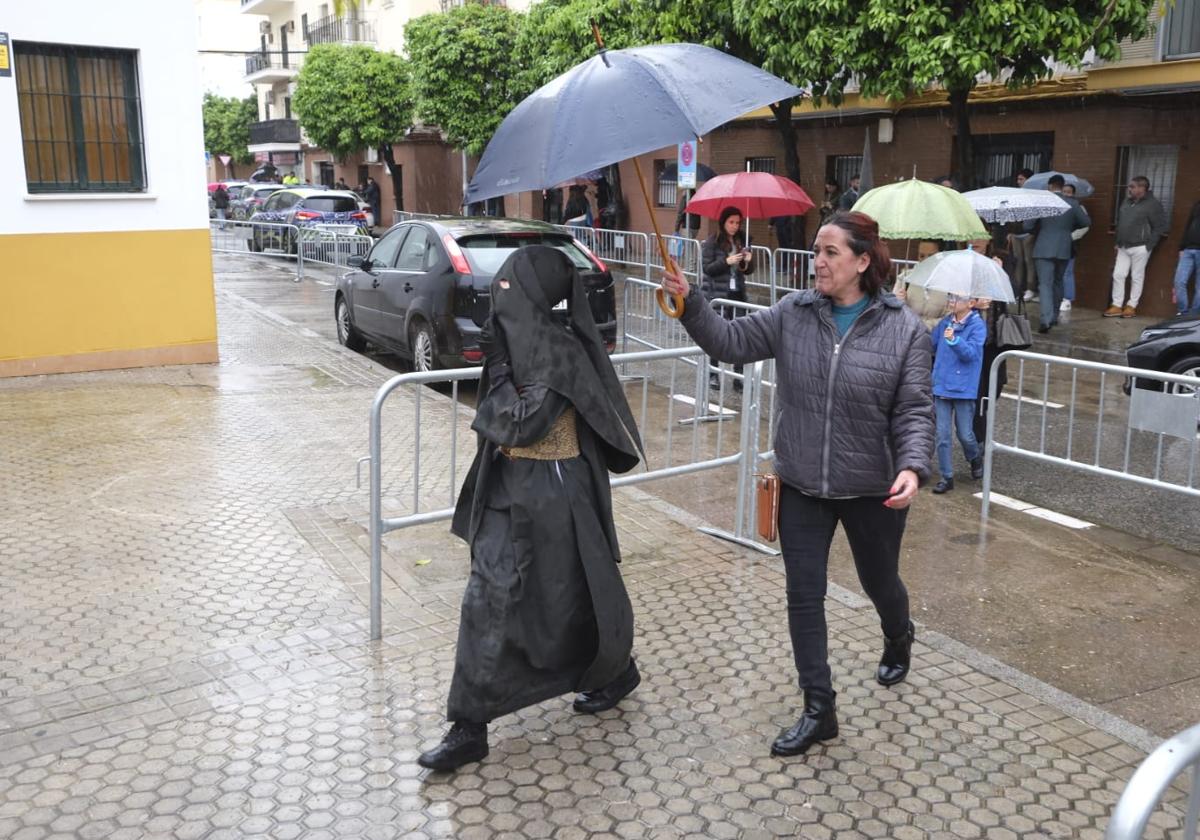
[699,361,779,556]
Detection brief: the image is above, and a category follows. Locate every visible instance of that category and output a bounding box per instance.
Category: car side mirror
[349,256,371,271]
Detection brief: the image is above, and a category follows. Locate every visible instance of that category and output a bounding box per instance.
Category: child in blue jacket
[930,294,986,493]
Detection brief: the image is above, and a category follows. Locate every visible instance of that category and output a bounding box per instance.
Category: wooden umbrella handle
[632,157,686,319]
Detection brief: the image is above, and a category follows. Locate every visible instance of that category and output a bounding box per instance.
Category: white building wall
[0,1,210,235]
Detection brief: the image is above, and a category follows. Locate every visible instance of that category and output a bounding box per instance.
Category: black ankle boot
[770,690,838,757]
[877,621,915,687]
[970,456,984,480]
[417,722,488,771]
[932,477,954,494]
[574,659,641,714]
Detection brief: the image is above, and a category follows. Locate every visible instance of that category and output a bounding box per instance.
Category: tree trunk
[768,97,806,246]
[380,143,404,217]
[949,87,976,191]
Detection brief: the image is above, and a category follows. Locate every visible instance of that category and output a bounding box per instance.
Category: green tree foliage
[737,0,1155,187]
[405,3,523,155]
[201,93,257,176]
[292,43,413,160]
[292,44,413,209]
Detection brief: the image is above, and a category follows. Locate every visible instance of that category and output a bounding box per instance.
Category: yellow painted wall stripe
[1,228,217,363]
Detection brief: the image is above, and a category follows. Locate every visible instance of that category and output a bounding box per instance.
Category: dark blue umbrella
[465,43,803,205]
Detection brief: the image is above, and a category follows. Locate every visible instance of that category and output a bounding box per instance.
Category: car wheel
[249,230,263,252]
[335,296,366,352]
[410,320,439,373]
[1165,355,1200,396]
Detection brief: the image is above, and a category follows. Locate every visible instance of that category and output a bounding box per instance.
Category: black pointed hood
[488,246,643,473]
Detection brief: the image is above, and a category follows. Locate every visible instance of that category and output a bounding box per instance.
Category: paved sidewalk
[0,268,1189,839]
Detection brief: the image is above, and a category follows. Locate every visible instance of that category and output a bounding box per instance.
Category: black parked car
[1125,312,1200,394]
[334,218,617,370]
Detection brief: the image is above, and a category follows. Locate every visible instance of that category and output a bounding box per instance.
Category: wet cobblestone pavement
[0,260,1189,838]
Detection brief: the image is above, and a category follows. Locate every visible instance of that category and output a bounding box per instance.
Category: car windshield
[304,196,358,213]
[458,234,594,275]
[254,187,281,198]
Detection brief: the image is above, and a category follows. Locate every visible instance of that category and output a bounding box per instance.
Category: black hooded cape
[446,247,644,724]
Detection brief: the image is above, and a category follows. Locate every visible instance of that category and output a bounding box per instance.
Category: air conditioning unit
[285,20,295,33]
[259,20,271,34]
[365,147,379,163]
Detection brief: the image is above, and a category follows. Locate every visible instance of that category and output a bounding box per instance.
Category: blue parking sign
[677,141,697,189]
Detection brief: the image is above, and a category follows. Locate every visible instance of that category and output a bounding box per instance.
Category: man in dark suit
[1024,175,1091,333]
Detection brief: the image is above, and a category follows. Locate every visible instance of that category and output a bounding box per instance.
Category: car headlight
[1139,328,1170,341]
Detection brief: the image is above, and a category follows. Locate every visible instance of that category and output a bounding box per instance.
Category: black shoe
[771,690,838,757]
[877,621,915,687]
[733,379,744,392]
[417,722,488,772]
[573,659,641,714]
[970,456,984,480]
[708,374,722,390]
[1037,324,1051,334]
[932,477,954,494]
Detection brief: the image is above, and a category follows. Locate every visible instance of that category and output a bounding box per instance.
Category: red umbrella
[685,172,814,219]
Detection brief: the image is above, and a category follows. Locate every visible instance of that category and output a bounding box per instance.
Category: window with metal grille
[653,159,677,207]
[1164,0,1200,59]
[745,157,776,174]
[15,42,145,193]
[827,155,863,192]
[1114,145,1179,220]
[967,132,1053,187]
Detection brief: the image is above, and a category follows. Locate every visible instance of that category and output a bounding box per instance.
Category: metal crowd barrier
[209,220,304,280]
[298,229,374,269]
[981,350,1200,519]
[773,248,816,297]
[1105,720,1200,839]
[364,346,774,640]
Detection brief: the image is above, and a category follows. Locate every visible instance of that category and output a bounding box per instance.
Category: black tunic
[447,247,644,723]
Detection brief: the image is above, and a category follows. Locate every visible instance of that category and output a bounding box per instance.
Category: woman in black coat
[700,206,755,388]
[971,240,1017,446]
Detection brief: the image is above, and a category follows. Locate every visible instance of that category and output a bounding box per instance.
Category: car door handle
[371,279,380,288]
[403,283,414,292]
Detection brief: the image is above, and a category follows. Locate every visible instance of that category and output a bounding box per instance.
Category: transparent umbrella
[903,249,1016,303]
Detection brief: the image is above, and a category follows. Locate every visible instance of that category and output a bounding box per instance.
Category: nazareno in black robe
[447,246,645,724]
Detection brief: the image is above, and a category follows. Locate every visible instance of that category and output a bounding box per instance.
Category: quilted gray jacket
[680,287,934,497]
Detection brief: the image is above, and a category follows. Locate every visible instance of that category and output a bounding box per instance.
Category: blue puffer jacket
[930,311,985,400]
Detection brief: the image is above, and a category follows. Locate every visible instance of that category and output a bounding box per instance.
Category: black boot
[877,621,915,687]
[573,659,641,714]
[417,722,488,771]
[770,690,838,757]
[970,456,984,480]
[932,476,954,494]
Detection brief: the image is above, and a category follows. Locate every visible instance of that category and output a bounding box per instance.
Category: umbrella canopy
[903,249,1016,303]
[963,186,1070,224]
[852,179,989,241]
[660,162,718,183]
[685,172,815,220]
[465,43,803,204]
[1022,171,1095,198]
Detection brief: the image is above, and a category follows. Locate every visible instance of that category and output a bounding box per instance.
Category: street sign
[677,140,696,189]
[219,154,232,167]
[0,33,12,78]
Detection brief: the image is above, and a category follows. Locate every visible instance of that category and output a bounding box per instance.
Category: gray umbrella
[465,43,803,205]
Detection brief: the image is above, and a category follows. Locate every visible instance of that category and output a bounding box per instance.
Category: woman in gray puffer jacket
[661,210,934,759]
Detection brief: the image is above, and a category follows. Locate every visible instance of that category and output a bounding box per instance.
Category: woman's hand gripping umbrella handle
[631,156,686,318]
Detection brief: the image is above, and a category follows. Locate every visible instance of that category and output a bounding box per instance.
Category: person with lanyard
[660,210,934,758]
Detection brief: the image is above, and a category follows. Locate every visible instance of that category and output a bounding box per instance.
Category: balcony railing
[306,14,376,46]
[245,52,296,76]
[249,119,300,145]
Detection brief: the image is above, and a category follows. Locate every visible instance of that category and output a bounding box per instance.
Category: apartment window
[967,132,1053,187]
[827,155,863,192]
[15,42,145,193]
[301,13,309,42]
[1164,0,1200,59]
[318,161,334,188]
[1114,145,1179,218]
[284,96,292,120]
[653,159,677,207]
[745,157,776,174]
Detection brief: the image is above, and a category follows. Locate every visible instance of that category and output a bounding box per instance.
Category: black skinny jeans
[778,483,911,698]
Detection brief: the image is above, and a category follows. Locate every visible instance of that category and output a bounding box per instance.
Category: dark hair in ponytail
[823,211,892,296]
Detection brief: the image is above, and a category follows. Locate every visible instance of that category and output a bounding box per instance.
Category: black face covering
[488,246,643,472]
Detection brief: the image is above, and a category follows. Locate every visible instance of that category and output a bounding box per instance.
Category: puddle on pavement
[182,364,339,392]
